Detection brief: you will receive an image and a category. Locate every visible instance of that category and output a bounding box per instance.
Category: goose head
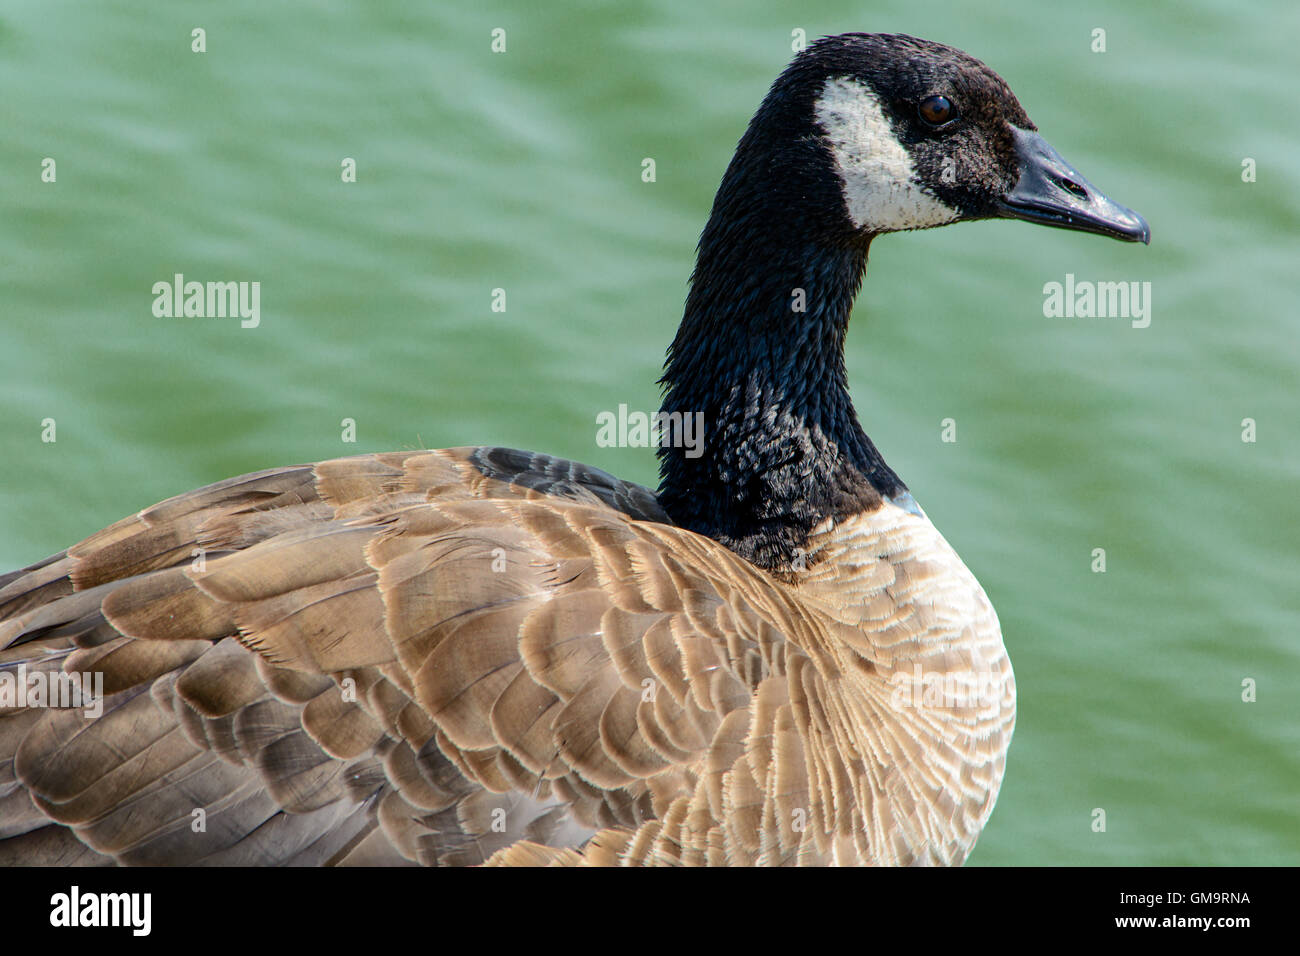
[714,32,1150,247]
[660,33,1150,572]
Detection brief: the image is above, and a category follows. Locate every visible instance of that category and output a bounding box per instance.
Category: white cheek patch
[814,76,959,232]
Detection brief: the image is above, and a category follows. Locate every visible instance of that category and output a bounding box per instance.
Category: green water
[1,1,1296,865]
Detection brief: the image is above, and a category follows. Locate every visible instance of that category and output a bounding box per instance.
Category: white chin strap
[814,76,959,232]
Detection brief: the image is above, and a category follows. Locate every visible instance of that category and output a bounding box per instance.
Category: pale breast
[789,496,1016,864]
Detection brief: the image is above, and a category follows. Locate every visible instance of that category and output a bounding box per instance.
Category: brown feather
[0,450,1013,867]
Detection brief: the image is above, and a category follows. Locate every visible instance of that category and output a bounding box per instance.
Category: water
[1,0,1296,865]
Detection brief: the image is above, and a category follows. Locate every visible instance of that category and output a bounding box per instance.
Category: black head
[726,33,1149,244]
[658,34,1149,572]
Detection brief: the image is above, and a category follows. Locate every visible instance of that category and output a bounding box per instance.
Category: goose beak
[996,126,1151,244]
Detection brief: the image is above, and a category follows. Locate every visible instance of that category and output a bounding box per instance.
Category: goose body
[0,34,1147,866]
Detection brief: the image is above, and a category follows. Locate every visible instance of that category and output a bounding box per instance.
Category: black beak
[996,127,1150,244]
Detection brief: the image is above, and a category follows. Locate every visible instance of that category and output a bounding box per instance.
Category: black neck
[655,213,905,572]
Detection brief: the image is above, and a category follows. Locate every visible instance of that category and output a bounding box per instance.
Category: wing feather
[0,447,1010,865]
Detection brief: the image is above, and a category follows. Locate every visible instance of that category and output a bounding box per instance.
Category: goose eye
[918,95,955,126]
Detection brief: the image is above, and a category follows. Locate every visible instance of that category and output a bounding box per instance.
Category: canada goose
[0,33,1148,867]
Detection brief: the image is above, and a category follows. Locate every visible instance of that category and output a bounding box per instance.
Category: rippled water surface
[2,0,1297,864]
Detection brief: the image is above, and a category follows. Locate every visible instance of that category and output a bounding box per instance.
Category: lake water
[2,0,1296,865]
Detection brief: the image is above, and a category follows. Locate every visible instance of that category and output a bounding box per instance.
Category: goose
[0,32,1148,867]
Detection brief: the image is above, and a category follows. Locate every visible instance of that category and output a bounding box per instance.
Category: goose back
[0,447,1011,865]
